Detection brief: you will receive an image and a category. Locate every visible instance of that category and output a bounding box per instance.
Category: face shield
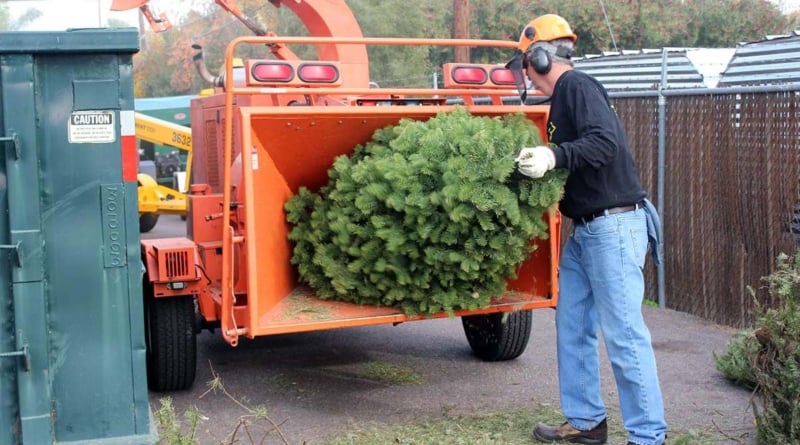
[505,49,529,103]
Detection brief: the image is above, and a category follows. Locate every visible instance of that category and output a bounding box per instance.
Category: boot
[532,418,607,444]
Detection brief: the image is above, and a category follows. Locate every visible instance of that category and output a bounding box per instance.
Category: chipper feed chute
[235,107,558,333]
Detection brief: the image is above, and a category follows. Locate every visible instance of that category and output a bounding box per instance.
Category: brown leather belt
[575,201,645,225]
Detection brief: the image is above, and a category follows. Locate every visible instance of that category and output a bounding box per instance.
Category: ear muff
[528,45,574,75]
[531,47,551,75]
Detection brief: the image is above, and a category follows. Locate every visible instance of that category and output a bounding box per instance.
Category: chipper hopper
[140,35,561,391]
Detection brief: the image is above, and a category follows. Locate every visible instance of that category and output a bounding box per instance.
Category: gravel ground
[146,216,756,444]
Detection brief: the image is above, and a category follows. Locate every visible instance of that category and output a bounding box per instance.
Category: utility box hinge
[0,132,20,160]
[0,344,30,371]
[0,241,23,268]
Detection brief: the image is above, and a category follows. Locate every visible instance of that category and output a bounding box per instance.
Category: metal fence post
[657,49,668,308]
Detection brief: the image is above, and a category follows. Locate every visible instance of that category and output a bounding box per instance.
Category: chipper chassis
[137,2,560,392]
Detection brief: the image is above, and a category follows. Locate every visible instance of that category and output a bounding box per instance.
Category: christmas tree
[285,108,566,315]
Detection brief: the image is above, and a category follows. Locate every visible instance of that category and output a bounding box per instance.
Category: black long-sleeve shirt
[548,70,646,220]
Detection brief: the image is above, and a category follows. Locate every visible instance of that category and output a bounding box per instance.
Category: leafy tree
[0,5,10,31]
[266,0,444,87]
[133,30,178,97]
[788,9,800,30]
[688,0,789,47]
[108,17,132,29]
[347,0,443,87]
[134,0,447,91]
[134,0,270,96]
[525,0,787,54]
[0,4,43,32]
[464,0,531,64]
[129,0,792,96]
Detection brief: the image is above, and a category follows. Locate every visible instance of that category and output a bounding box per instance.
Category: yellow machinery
[134,112,192,232]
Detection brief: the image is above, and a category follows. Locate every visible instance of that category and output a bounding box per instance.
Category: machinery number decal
[101,184,127,268]
[69,110,116,144]
[251,146,259,170]
[172,131,191,147]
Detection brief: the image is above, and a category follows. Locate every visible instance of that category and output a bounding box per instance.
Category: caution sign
[68,110,116,144]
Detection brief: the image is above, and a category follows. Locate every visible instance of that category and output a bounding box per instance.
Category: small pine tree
[714,328,758,390]
[748,252,800,443]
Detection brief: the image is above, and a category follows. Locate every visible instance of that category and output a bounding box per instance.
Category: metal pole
[656,49,668,308]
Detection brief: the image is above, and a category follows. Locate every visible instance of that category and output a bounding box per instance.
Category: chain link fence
[603,87,800,327]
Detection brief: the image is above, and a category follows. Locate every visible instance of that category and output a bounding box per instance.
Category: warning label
[68,111,116,143]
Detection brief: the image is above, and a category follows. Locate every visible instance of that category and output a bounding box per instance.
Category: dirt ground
[145,216,756,444]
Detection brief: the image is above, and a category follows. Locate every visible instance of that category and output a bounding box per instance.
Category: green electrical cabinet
[0,29,154,444]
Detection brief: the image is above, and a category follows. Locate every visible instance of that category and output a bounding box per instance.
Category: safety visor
[505,49,529,103]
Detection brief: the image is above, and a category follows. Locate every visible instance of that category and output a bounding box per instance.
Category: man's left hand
[516,146,555,179]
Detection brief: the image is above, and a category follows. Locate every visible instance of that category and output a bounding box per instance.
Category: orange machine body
[140,35,560,348]
[126,0,564,394]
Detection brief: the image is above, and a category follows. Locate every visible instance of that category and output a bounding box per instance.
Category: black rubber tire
[145,295,197,391]
[461,310,532,361]
[139,212,159,233]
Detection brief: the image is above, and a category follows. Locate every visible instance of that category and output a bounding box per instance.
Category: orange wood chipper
[127,0,561,391]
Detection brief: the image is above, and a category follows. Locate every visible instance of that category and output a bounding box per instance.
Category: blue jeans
[557,207,668,445]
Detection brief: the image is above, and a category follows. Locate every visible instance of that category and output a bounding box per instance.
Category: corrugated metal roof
[134,94,195,126]
[717,31,800,86]
[573,48,735,91]
[134,94,195,111]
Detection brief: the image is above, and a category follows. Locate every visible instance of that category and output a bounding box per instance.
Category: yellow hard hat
[516,14,577,52]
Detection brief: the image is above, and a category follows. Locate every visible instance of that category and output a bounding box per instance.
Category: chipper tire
[145,295,197,391]
[139,212,159,233]
[461,310,532,361]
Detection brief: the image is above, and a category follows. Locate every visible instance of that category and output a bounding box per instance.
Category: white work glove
[516,146,555,179]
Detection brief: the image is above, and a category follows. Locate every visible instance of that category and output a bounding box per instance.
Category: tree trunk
[453,0,470,63]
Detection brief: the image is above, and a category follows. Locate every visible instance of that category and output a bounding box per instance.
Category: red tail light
[442,63,519,89]
[489,68,516,86]
[298,63,340,83]
[251,62,294,82]
[451,66,488,85]
[244,59,342,87]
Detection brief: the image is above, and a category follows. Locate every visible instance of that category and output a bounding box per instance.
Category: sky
[5,0,800,32]
[778,0,800,12]
[4,0,186,31]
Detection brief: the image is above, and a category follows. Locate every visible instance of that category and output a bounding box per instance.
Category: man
[506,14,668,445]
